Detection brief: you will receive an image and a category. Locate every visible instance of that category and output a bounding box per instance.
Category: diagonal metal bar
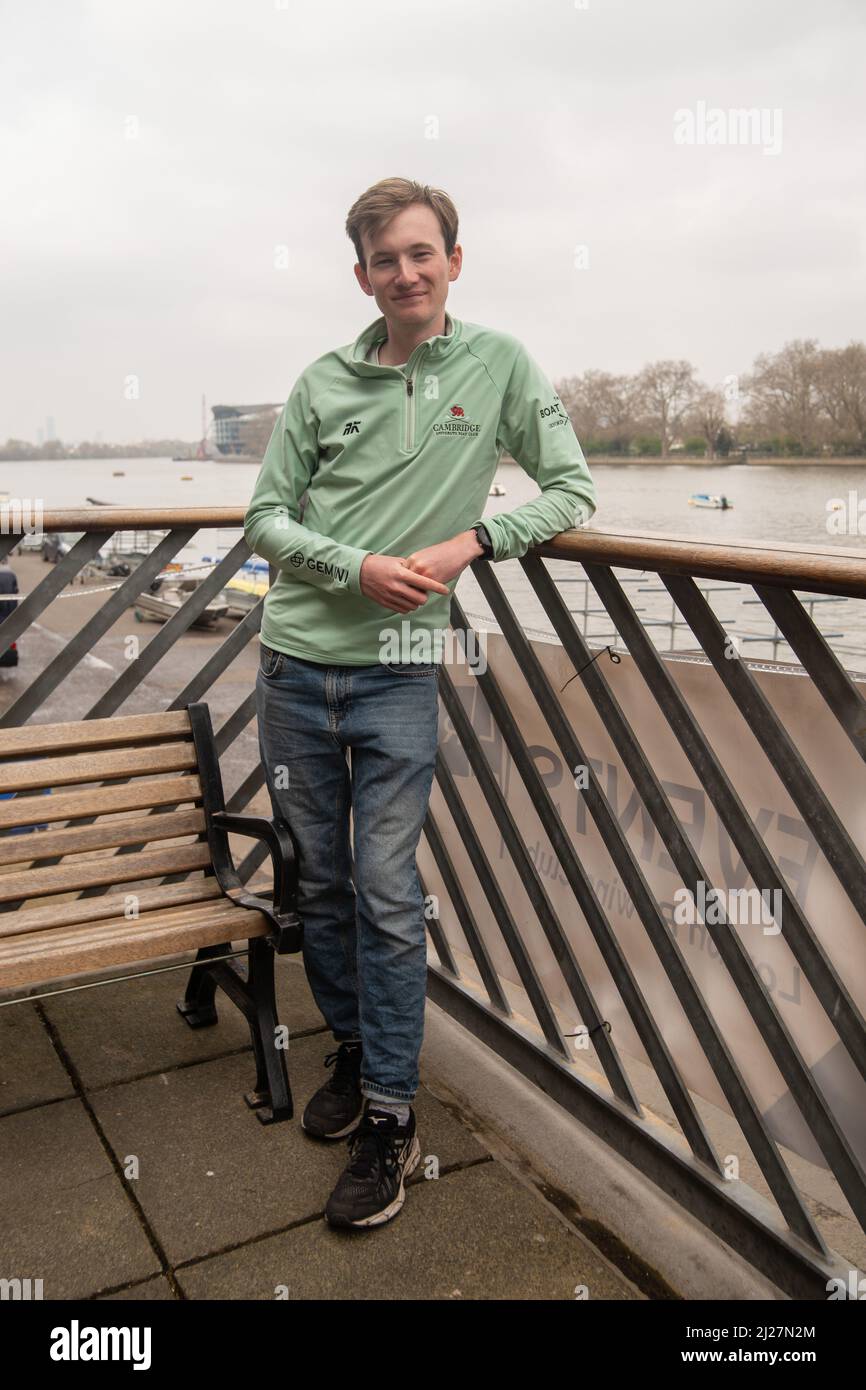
[0,532,109,648]
[753,583,866,763]
[417,866,459,976]
[426,964,849,1300]
[451,592,721,1169]
[1,602,264,903]
[439,663,639,1107]
[86,540,253,719]
[422,804,511,1014]
[521,552,866,1241]
[500,553,825,1249]
[434,741,569,1058]
[663,573,866,929]
[171,603,264,708]
[0,528,196,728]
[587,563,866,1090]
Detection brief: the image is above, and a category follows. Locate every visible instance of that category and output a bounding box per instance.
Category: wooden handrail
[537,527,866,599]
[8,509,866,598]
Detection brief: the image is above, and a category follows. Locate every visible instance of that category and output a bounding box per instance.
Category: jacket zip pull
[405,374,415,449]
[404,345,424,448]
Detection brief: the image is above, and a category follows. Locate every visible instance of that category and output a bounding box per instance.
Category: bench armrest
[207,811,301,954]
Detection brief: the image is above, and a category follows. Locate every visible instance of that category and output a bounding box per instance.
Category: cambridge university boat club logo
[433,403,481,439]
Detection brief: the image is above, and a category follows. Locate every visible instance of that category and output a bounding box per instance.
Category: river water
[3,455,865,672]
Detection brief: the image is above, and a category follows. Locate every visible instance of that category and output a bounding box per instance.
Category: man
[244,176,596,1229]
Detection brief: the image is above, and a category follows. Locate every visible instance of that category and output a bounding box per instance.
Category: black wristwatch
[472,523,495,559]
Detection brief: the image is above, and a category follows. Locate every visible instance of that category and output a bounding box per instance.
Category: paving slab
[0,1001,75,1116]
[0,1098,160,1299]
[98,1276,176,1301]
[91,1031,488,1267]
[42,952,323,1090]
[177,1159,638,1300]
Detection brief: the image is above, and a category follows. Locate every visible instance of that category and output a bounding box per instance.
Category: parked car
[0,560,19,668]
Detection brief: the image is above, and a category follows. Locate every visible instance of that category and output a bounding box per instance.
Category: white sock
[367,1099,410,1126]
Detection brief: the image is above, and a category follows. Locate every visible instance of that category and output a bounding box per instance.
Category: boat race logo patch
[433,404,480,438]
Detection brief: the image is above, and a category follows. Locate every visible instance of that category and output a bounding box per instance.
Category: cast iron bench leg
[243,937,293,1124]
[176,944,222,1027]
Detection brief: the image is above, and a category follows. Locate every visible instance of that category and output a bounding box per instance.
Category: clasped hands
[359,530,483,614]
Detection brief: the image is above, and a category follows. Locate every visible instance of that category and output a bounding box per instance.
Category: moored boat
[688,493,733,509]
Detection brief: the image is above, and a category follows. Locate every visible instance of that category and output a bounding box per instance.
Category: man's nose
[394,258,420,284]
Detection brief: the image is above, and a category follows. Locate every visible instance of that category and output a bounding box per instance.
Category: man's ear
[354,263,375,296]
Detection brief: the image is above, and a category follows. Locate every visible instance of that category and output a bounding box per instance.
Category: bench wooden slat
[0,808,207,868]
[0,842,213,904]
[10,900,244,958]
[0,775,203,831]
[0,876,226,939]
[0,711,192,759]
[0,902,270,988]
[0,742,198,794]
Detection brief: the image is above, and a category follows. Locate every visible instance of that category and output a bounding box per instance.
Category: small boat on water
[688,493,733,509]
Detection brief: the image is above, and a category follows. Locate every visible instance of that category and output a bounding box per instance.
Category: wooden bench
[0,702,302,1123]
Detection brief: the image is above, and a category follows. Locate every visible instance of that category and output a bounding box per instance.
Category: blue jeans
[255,645,440,1104]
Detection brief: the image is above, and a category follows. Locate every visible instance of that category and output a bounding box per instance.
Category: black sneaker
[301,1041,364,1140]
[324,1105,421,1228]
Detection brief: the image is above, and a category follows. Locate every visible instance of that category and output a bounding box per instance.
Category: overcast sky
[2,0,864,443]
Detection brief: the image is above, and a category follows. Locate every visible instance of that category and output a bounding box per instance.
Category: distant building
[211,404,281,458]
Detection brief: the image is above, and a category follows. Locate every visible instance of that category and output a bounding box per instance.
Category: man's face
[354,203,462,329]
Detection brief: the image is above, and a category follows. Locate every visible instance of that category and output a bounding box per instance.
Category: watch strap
[473,523,495,559]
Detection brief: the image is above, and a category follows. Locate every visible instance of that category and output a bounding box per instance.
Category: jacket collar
[349,310,462,376]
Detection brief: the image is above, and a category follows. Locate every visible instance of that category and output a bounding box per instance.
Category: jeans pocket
[259,643,284,678]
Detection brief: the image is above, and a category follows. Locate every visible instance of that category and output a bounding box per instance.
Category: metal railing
[0,509,864,1298]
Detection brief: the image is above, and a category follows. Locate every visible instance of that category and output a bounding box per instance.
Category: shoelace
[346,1118,400,1180]
[323,1043,361,1096]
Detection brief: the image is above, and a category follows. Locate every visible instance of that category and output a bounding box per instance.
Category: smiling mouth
[395,291,426,300]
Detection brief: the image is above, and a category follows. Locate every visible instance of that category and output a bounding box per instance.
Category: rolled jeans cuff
[362,1079,416,1104]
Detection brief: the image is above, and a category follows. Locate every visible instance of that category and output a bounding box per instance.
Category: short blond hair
[346,177,459,270]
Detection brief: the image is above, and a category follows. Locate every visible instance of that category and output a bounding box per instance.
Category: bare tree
[685,388,728,459]
[740,339,825,454]
[556,369,641,450]
[634,360,699,457]
[815,342,866,452]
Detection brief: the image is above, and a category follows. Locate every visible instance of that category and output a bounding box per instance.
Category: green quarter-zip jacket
[243,311,597,665]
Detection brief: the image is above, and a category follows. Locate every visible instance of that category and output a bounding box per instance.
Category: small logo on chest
[433,403,480,438]
[342,420,361,435]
